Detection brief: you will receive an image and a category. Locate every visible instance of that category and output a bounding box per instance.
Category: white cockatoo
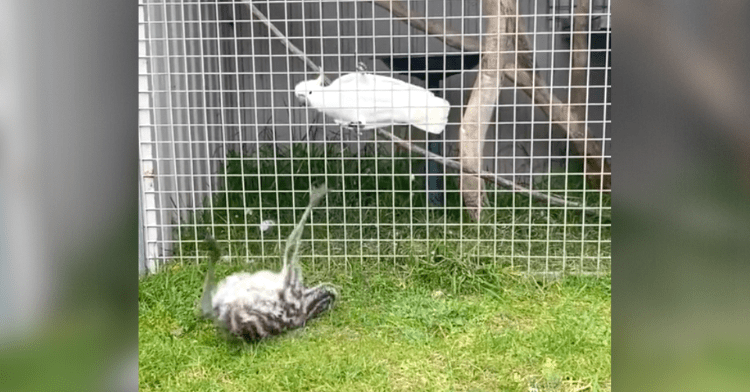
[294,71,451,134]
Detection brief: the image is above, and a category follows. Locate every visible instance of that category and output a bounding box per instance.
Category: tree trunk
[459,0,513,221]
[569,0,610,190]
[571,0,590,118]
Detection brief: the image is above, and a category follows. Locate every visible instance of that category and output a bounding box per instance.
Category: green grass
[139,257,610,391]
[169,143,610,274]
[140,143,610,390]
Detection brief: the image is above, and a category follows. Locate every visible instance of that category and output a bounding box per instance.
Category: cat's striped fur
[199,185,336,341]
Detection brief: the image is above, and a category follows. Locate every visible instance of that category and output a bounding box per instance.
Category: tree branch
[246,1,603,216]
[374,128,600,215]
[372,0,481,52]
[246,2,331,84]
[372,0,610,190]
[570,0,591,113]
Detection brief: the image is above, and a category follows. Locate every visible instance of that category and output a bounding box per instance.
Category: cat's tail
[198,236,221,319]
[283,184,329,269]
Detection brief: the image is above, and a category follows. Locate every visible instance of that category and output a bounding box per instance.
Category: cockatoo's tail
[295,72,451,134]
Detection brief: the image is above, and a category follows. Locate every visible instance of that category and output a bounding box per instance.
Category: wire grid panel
[138,0,611,276]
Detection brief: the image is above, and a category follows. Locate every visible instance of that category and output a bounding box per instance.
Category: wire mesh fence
[138,0,611,277]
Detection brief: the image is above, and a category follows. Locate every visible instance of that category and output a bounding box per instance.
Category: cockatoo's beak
[294,70,325,106]
[294,81,309,105]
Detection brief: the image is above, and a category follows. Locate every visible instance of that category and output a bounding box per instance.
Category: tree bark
[459,0,514,221]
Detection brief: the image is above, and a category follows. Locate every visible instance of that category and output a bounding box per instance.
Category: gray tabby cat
[198,185,336,341]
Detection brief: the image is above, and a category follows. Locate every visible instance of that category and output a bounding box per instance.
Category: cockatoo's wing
[404,92,451,134]
[300,72,451,134]
[305,73,376,127]
[327,72,375,90]
[368,74,451,134]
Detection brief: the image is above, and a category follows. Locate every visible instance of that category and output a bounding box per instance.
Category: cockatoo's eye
[308,91,312,95]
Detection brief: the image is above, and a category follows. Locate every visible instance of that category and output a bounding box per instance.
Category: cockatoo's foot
[341,121,365,135]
